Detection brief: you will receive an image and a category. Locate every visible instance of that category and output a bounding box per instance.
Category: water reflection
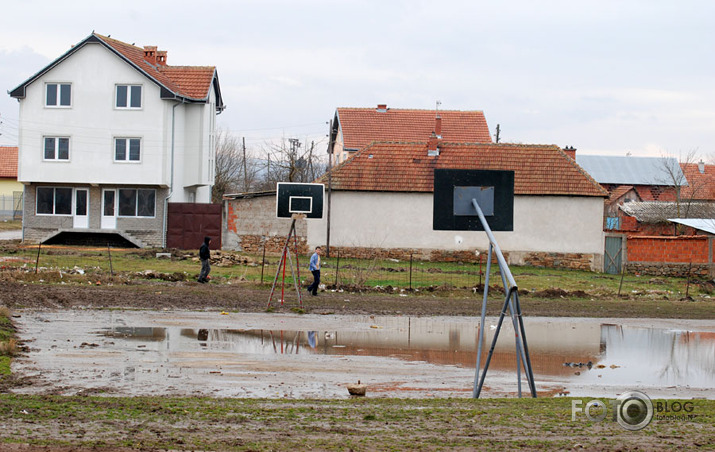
[99,318,715,388]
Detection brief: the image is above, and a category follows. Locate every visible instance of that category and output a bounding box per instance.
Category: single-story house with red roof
[224,138,609,271]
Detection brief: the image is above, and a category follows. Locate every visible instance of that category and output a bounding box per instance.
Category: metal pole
[261,237,267,284]
[409,253,413,290]
[473,244,493,397]
[35,243,42,274]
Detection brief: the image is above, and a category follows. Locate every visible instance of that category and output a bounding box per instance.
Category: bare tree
[659,149,706,219]
[258,137,327,189]
[212,129,261,202]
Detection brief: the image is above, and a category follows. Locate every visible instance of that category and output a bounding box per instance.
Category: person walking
[198,236,212,283]
[306,246,322,296]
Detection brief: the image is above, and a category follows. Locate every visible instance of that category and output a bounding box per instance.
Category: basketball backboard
[433,169,514,231]
[276,183,325,219]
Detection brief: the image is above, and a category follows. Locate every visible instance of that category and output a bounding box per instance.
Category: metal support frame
[267,218,304,309]
[471,199,536,398]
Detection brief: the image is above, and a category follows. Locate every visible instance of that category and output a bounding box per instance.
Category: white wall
[18,43,168,186]
[308,191,605,257]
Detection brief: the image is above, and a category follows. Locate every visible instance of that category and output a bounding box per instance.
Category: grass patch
[0,396,711,450]
[0,307,16,376]
[0,220,20,232]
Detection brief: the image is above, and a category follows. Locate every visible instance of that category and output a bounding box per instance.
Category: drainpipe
[162,101,181,248]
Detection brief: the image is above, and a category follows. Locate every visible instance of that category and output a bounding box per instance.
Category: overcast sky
[1,0,714,158]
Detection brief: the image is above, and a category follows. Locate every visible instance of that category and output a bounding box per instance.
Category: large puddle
[12,311,715,399]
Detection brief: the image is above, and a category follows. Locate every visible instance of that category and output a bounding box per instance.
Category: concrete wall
[224,194,308,254]
[306,191,604,270]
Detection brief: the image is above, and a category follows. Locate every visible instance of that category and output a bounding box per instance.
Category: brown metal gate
[166,203,222,250]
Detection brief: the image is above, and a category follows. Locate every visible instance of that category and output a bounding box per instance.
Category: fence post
[107,243,114,276]
[260,236,267,284]
[35,243,42,274]
[334,250,340,287]
[409,253,413,290]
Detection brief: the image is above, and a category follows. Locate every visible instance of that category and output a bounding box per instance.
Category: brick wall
[625,235,714,277]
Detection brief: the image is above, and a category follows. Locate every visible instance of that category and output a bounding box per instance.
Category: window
[36,187,72,215]
[116,85,142,109]
[118,188,155,217]
[114,138,141,161]
[44,137,70,160]
[46,83,71,107]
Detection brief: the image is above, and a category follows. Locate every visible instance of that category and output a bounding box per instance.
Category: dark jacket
[199,237,211,260]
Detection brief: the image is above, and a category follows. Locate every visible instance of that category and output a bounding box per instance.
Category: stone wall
[625,262,711,278]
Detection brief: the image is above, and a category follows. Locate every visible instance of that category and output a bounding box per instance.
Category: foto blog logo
[571,391,654,431]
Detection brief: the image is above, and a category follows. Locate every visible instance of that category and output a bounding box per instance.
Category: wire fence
[1,244,488,290]
[0,192,22,220]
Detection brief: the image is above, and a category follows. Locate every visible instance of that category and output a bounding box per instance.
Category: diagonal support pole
[471,199,537,398]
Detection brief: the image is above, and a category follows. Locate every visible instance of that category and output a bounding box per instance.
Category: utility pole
[242,137,248,192]
[326,119,334,257]
[495,124,501,143]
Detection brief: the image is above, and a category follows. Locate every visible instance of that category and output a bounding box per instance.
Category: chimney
[563,146,577,160]
[434,115,442,139]
[143,46,158,65]
[698,160,705,174]
[156,50,167,66]
[376,103,388,113]
[427,132,440,156]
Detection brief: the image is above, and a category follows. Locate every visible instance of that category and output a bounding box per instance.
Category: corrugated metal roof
[620,201,715,223]
[576,155,685,185]
[669,218,715,235]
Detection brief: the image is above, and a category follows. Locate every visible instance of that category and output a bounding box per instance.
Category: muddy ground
[2,277,714,319]
[1,279,714,451]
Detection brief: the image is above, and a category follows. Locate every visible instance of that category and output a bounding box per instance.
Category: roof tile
[0,146,18,178]
[321,142,607,197]
[337,107,491,151]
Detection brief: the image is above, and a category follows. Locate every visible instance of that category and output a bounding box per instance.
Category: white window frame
[36,187,73,216]
[43,137,71,161]
[115,84,143,109]
[45,83,72,108]
[117,188,156,218]
[114,137,142,162]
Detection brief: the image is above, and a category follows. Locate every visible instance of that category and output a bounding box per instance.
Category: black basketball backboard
[276,183,325,219]
[433,169,514,231]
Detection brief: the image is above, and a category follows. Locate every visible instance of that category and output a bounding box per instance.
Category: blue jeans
[307,270,320,295]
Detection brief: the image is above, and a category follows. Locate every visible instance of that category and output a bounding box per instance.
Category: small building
[0,146,22,219]
[225,139,609,271]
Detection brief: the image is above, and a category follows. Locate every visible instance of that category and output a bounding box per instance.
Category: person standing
[198,236,212,283]
[306,246,322,296]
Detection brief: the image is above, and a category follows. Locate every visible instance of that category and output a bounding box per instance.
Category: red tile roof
[10,33,223,110]
[95,34,216,101]
[336,107,491,151]
[608,185,637,203]
[322,141,607,197]
[0,146,18,178]
[680,162,715,201]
